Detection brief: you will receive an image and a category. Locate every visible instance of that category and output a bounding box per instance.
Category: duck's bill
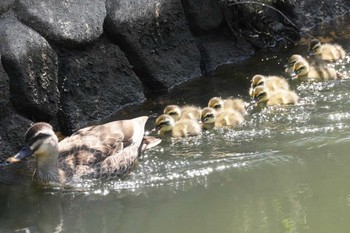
[290,72,298,79]
[8,144,33,163]
[142,136,162,149]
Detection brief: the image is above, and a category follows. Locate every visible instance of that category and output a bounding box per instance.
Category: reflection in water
[3,17,350,233]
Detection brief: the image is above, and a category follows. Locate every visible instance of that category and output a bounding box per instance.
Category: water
[2,19,350,233]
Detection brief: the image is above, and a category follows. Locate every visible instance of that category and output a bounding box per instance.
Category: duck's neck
[34,148,61,184]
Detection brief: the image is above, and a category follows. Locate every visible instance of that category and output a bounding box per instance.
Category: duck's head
[309,39,321,56]
[250,75,265,88]
[252,86,269,103]
[9,122,59,164]
[201,107,216,124]
[155,114,175,134]
[291,59,309,78]
[163,105,181,121]
[208,97,224,111]
[285,54,303,71]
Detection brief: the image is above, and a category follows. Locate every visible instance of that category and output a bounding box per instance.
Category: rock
[197,34,255,74]
[0,18,60,121]
[292,0,350,30]
[0,114,32,162]
[0,0,14,15]
[57,37,146,134]
[105,0,202,93]
[0,55,11,119]
[15,0,106,47]
[181,0,225,35]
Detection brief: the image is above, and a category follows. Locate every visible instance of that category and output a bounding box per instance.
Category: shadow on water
[3,13,350,233]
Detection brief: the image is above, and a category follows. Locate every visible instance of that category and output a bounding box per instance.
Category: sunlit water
[2,18,350,233]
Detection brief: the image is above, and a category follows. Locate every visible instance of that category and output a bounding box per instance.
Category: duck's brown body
[3,117,160,185]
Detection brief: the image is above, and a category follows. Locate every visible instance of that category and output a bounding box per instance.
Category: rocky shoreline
[0,0,350,159]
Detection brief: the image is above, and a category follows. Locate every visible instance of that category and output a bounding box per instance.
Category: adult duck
[4,116,161,185]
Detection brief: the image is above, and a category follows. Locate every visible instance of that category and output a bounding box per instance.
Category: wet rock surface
[105,0,202,91]
[16,0,106,47]
[0,0,350,160]
[57,37,146,134]
[0,17,60,122]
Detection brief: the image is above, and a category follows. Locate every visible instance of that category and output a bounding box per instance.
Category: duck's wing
[57,124,125,181]
[58,116,150,181]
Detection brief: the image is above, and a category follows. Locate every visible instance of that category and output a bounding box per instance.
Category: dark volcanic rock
[221,0,300,49]
[16,0,106,47]
[220,0,350,49]
[105,0,202,93]
[197,34,254,74]
[57,37,146,134]
[0,55,11,119]
[0,0,14,15]
[0,18,59,122]
[292,0,350,30]
[181,0,225,35]
[0,114,32,162]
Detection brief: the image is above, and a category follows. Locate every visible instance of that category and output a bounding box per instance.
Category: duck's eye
[27,133,51,152]
[168,111,177,116]
[213,104,221,109]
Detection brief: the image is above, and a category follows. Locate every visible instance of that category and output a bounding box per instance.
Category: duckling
[163,105,202,122]
[248,74,289,97]
[309,39,346,62]
[253,86,299,107]
[208,97,247,116]
[155,114,201,138]
[292,59,341,81]
[163,105,182,121]
[284,54,307,74]
[215,109,244,128]
[201,107,216,130]
[201,107,244,129]
[4,117,161,185]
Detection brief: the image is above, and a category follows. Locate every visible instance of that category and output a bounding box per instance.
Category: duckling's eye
[312,45,320,52]
[203,114,214,122]
[288,61,296,67]
[168,111,177,116]
[295,66,305,74]
[213,104,221,109]
[156,121,169,129]
[256,92,266,100]
[256,80,264,87]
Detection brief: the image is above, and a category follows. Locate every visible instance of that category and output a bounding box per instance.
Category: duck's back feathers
[58,116,148,181]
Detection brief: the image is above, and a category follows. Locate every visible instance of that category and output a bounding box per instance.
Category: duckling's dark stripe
[156,121,170,129]
[256,93,266,100]
[203,114,214,121]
